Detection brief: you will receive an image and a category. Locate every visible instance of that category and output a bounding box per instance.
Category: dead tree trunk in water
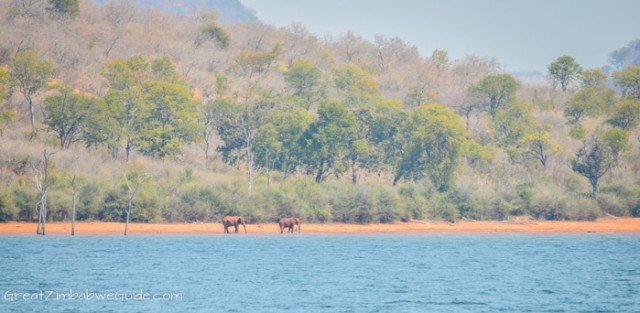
[34,149,54,236]
[123,173,148,236]
[35,201,42,235]
[71,175,76,236]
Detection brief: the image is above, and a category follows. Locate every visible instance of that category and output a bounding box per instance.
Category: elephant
[278,217,300,234]
[222,216,247,233]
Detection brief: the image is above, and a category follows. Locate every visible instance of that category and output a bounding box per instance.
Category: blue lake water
[1,234,639,312]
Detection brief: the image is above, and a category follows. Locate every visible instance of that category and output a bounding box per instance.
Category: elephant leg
[234,225,238,233]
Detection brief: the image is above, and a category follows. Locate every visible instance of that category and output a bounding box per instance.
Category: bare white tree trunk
[34,149,53,236]
[71,175,76,236]
[123,173,148,236]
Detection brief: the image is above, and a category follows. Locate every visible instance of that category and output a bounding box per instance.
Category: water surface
[1,234,639,312]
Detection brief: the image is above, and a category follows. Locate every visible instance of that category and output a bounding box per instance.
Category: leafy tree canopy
[284,60,324,110]
[200,23,231,49]
[612,66,640,100]
[469,73,518,116]
[44,87,108,150]
[48,0,79,19]
[564,86,616,124]
[571,135,615,199]
[607,99,640,131]
[8,51,57,132]
[300,102,357,183]
[548,55,582,92]
[394,104,466,191]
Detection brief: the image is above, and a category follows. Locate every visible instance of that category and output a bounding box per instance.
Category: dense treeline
[0,0,639,225]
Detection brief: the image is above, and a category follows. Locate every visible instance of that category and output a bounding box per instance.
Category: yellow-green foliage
[1,3,639,223]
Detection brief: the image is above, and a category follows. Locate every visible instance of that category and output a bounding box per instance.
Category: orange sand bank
[1,218,640,235]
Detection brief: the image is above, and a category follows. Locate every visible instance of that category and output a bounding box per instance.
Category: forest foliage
[0,0,639,224]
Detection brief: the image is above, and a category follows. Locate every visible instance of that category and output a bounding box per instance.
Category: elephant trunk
[241,220,247,233]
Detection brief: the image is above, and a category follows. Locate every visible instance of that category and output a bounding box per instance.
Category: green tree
[253,109,313,179]
[0,67,9,103]
[364,100,407,176]
[300,102,357,183]
[253,123,281,184]
[492,99,535,146]
[47,0,79,19]
[517,132,560,169]
[137,79,199,159]
[43,87,108,149]
[612,66,640,100]
[564,86,615,124]
[284,60,324,110]
[469,74,518,116]
[581,68,608,88]
[101,56,149,161]
[0,191,18,222]
[233,44,281,79]
[0,67,16,135]
[333,64,381,108]
[212,99,243,165]
[571,135,615,199]
[600,128,629,162]
[348,99,405,183]
[199,23,231,49]
[347,138,371,184]
[101,57,198,160]
[607,99,640,130]
[393,104,466,191]
[8,51,57,133]
[334,64,368,91]
[431,49,450,71]
[201,98,225,161]
[0,110,16,135]
[548,55,582,92]
[214,97,274,193]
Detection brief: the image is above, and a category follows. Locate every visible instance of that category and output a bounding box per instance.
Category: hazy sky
[240,0,640,73]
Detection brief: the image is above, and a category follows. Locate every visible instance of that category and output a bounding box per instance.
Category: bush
[353,186,376,224]
[77,182,104,221]
[529,187,569,220]
[597,193,630,216]
[291,178,332,223]
[99,189,126,222]
[0,192,18,222]
[529,187,601,221]
[328,183,357,223]
[398,182,435,220]
[46,189,72,221]
[571,197,602,221]
[11,186,38,222]
[176,184,235,222]
[374,185,403,223]
[129,185,161,223]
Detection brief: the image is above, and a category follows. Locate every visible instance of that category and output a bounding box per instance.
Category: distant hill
[90,0,258,23]
[511,71,549,86]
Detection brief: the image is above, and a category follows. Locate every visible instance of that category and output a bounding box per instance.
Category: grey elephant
[222,216,247,233]
[278,217,300,234]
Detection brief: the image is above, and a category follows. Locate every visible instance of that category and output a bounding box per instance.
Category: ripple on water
[0,234,639,312]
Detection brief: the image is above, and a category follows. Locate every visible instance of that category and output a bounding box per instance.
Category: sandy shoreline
[1,218,640,235]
